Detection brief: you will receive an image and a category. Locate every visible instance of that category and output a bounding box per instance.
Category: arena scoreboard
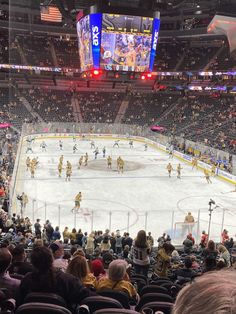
[76,13,160,73]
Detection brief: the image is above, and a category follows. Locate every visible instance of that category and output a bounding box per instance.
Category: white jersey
[131,245,150,266]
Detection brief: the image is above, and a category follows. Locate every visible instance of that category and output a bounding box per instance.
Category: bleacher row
[0,213,236,314]
[1,86,235,156]
[1,29,236,71]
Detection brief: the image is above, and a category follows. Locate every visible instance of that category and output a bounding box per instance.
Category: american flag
[40,6,62,23]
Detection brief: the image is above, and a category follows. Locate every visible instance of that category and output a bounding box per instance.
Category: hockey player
[66,161,72,170]
[58,162,63,178]
[26,157,31,171]
[167,163,173,178]
[30,162,35,178]
[84,153,88,166]
[66,161,72,181]
[73,144,78,154]
[102,147,106,158]
[144,143,148,151]
[59,155,64,164]
[169,144,174,159]
[118,157,124,174]
[26,141,33,154]
[73,192,82,212]
[204,169,212,184]
[129,140,133,148]
[90,140,95,149]
[192,157,198,170]
[78,156,83,169]
[31,157,39,168]
[113,140,120,148]
[94,147,99,159]
[177,163,182,179]
[117,156,121,170]
[59,140,63,150]
[40,141,47,152]
[211,164,216,176]
[107,156,112,169]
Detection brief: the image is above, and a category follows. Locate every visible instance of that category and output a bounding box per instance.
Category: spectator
[62,226,70,242]
[131,230,150,276]
[52,226,61,241]
[183,234,194,254]
[100,236,111,253]
[199,231,208,249]
[0,247,20,298]
[49,241,68,272]
[155,242,175,278]
[8,245,34,276]
[34,218,41,238]
[17,246,93,310]
[202,240,218,272]
[172,271,236,314]
[218,244,231,267]
[86,232,95,255]
[91,259,106,280]
[67,255,97,289]
[174,257,197,283]
[96,259,138,300]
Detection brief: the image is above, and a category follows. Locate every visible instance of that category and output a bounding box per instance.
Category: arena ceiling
[4,0,236,16]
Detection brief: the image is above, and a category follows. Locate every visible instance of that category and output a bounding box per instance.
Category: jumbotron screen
[76,14,93,72]
[76,13,160,72]
[101,14,154,72]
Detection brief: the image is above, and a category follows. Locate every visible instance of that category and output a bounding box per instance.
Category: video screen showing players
[77,15,93,72]
[100,14,153,72]
[100,32,152,72]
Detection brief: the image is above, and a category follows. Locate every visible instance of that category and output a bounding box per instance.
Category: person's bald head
[0,248,12,274]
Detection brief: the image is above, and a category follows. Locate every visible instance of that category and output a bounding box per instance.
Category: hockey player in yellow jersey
[30,162,35,178]
[78,156,83,169]
[204,169,212,184]
[211,164,216,176]
[73,192,82,212]
[58,162,63,178]
[177,163,182,179]
[59,155,64,164]
[192,157,198,170]
[84,153,88,166]
[167,163,173,178]
[66,161,72,170]
[31,157,38,168]
[118,157,124,174]
[107,156,112,169]
[66,161,72,181]
[26,157,31,171]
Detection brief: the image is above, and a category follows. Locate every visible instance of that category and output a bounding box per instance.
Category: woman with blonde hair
[67,255,97,289]
[131,230,150,276]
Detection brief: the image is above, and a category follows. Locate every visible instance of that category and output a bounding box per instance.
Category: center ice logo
[92,26,100,46]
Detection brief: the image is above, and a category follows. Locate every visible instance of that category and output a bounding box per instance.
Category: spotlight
[141,74,146,80]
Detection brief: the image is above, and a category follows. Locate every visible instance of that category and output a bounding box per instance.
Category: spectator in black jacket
[17,246,94,311]
[8,245,34,276]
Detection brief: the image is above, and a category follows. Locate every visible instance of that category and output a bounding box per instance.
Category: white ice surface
[14,137,236,244]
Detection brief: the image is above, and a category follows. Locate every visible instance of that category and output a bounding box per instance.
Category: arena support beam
[208,15,236,54]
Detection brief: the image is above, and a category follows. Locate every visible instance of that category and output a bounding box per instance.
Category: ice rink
[13,136,236,244]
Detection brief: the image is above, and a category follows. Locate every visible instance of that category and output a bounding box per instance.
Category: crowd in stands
[78,92,123,123]
[0,87,36,129]
[0,212,236,313]
[1,27,236,72]
[20,88,75,123]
